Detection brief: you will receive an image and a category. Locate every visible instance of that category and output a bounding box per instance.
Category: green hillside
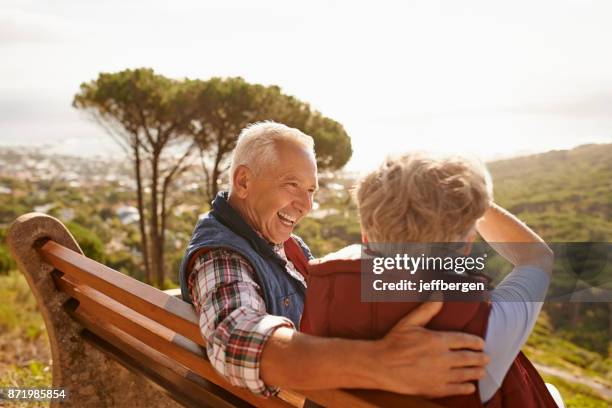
[489,144,611,406]
[489,144,611,353]
[489,143,612,242]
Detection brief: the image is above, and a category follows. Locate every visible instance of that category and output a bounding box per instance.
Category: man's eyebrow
[281,174,318,190]
[280,174,298,182]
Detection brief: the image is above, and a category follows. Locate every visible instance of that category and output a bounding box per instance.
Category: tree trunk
[211,165,220,201]
[160,193,168,289]
[134,144,152,284]
[210,139,226,202]
[160,149,192,287]
[149,150,164,287]
[608,303,612,344]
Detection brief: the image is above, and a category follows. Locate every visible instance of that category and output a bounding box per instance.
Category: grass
[523,312,611,407]
[541,373,609,408]
[0,272,47,340]
[0,270,51,407]
[1,361,51,408]
[524,312,611,384]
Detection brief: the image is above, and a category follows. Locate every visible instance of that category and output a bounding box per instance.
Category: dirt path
[534,363,612,400]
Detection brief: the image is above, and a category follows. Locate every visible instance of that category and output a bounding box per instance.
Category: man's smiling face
[237,141,318,244]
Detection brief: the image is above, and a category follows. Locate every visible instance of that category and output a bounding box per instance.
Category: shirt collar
[210,191,287,265]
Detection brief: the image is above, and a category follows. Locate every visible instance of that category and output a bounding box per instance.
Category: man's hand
[370,301,489,397]
[261,301,489,397]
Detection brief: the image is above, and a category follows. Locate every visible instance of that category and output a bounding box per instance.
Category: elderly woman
[302,152,564,407]
[179,123,489,399]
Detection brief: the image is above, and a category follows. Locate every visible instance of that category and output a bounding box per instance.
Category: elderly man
[179,122,488,397]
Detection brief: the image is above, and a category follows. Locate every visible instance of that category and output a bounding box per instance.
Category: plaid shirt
[188,245,306,396]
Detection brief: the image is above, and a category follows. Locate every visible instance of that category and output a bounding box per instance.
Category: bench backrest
[10,213,440,408]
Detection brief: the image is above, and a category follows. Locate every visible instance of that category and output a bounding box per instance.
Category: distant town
[0,146,359,228]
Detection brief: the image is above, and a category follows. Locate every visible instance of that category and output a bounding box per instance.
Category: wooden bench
[7,213,441,408]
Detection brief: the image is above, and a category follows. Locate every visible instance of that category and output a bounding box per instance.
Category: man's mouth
[277,211,297,227]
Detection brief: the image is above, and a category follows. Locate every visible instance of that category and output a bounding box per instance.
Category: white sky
[1,0,612,171]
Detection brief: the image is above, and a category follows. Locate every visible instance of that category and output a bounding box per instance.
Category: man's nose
[295,189,313,214]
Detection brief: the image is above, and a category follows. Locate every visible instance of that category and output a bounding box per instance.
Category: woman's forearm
[476,203,553,273]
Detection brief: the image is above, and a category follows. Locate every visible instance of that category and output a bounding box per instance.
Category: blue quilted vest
[179,192,312,327]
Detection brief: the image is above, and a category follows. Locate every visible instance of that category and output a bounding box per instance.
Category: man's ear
[232,165,251,199]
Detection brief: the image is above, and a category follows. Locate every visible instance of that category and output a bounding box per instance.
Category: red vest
[300,253,558,408]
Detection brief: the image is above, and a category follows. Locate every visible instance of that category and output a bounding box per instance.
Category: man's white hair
[229,121,316,189]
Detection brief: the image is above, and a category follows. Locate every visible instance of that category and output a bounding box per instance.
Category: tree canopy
[73,68,353,285]
[188,76,352,199]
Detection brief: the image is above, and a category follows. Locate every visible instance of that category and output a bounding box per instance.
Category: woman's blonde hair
[355,152,493,242]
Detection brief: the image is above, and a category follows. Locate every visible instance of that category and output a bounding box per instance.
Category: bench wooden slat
[54,271,205,357]
[53,272,296,408]
[38,240,205,347]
